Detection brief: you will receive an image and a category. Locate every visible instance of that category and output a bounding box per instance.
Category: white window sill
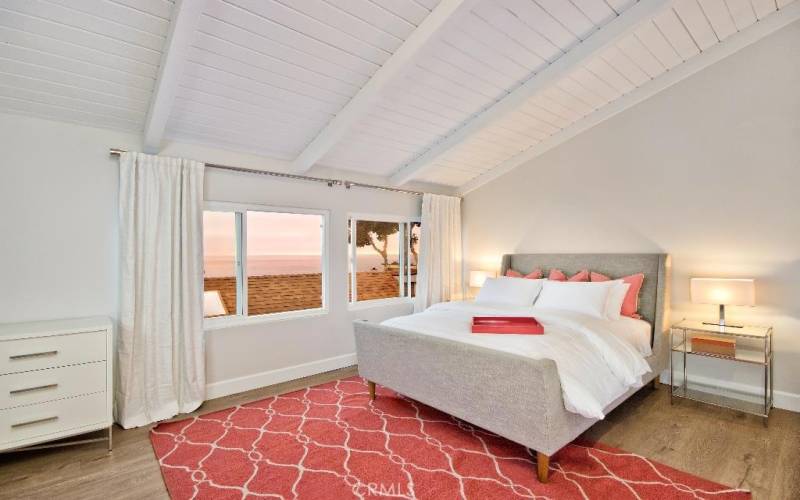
[204,308,329,331]
[348,297,413,311]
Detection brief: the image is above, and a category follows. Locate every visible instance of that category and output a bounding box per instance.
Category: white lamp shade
[469,270,495,288]
[203,290,228,317]
[690,278,755,306]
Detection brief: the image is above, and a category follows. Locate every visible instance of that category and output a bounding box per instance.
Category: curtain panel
[415,193,464,312]
[116,152,206,429]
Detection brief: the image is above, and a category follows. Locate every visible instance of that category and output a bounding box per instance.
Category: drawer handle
[11,416,58,428]
[10,383,58,395]
[9,350,58,360]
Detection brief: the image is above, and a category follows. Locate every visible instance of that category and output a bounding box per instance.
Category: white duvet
[381,301,652,419]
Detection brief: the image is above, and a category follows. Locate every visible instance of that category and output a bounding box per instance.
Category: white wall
[0,112,442,398]
[0,116,135,321]
[463,21,800,410]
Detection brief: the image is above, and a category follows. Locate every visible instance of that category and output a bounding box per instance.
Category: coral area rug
[150,377,749,499]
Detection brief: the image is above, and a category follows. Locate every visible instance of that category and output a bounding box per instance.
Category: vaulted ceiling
[1,0,797,193]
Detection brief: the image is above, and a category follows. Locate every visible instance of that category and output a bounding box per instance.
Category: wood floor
[1,369,798,499]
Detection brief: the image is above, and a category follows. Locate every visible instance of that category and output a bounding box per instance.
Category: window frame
[204,201,330,330]
[347,212,421,309]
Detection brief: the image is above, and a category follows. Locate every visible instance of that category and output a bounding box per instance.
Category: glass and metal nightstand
[670,319,773,425]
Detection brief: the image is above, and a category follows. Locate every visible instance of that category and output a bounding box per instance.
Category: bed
[353,253,670,482]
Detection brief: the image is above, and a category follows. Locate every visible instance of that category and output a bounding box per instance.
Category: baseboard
[205,357,799,412]
[206,353,357,400]
[659,370,800,413]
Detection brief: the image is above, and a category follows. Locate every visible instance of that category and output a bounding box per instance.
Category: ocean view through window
[246,211,323,316]
[348,217,420,303]
[203,204,328,320]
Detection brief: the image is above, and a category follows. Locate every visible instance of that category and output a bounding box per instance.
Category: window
[203,203,327,322]
[348,217,421,303]
[203,211,238,318]
[246,211,323,315]
[407,221,421,298]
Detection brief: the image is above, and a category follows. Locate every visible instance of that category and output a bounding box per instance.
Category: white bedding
[381,301,652,419]
[611,316,653,357]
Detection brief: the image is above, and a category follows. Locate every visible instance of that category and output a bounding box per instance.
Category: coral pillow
[525,268,544,279]
[506,268,543,279]
[591,272,645,318]
[569,269,590,282]
[548,269,589,282]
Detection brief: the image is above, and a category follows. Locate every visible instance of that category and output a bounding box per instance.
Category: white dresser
[0,316,113,452]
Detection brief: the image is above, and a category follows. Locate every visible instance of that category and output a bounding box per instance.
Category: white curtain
[116,152,206,429]
[415,193,464,312]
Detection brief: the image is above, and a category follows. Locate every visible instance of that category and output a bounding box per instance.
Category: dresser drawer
[0,391,107,447]
[0,362,106,410]
[0,331,106,375]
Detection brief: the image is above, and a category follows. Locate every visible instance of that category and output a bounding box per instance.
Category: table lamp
[469,270,495,288]
[690,278,755,328]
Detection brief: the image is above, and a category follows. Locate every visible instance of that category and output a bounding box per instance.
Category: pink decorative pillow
[569,269,590,282]
[548,269,589,282]
[507,268,544,279]
[591,271,645,318]
[525,268,544,279]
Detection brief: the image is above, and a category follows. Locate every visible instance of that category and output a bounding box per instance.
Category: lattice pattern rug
[150,377,750,499]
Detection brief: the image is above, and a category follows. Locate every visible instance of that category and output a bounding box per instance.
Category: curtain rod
[108,148,425,196]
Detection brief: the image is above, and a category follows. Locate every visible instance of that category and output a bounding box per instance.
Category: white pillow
[604,280,631,321]
[475,277,544,306]
[534,281,614,319]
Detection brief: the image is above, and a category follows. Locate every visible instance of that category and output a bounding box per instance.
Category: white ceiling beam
[142,0,206,153]
[457,0,800,195]
[389,0,670,186]
[289,0,479,174]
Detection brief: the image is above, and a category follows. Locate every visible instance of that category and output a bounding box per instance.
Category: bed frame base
[537,452,550,482]
[368,378,551,482]
[367,380,550,483]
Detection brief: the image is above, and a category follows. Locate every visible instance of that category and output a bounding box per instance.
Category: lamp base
[702,304,744,328]
[702,321,744,329]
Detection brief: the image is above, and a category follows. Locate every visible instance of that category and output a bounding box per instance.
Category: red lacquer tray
[471,316,544,335]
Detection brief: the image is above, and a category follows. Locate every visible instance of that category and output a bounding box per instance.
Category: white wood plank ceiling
[0,0,171,132]
[170,0,446,160]
[0,0,797,190]
[407,0,800,189]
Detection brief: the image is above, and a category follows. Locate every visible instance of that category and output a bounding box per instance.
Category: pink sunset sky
[203,211,401,257]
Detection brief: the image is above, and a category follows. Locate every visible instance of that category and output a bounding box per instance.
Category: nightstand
[670,319,773,425]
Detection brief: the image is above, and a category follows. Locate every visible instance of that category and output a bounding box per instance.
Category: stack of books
[692,335,736,357]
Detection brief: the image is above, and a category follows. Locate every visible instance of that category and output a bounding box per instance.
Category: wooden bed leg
[536,452,549,483]
[368,381,376,401]
[652,378,659,390]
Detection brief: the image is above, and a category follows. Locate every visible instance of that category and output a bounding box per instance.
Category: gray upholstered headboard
[501,253,670,344]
